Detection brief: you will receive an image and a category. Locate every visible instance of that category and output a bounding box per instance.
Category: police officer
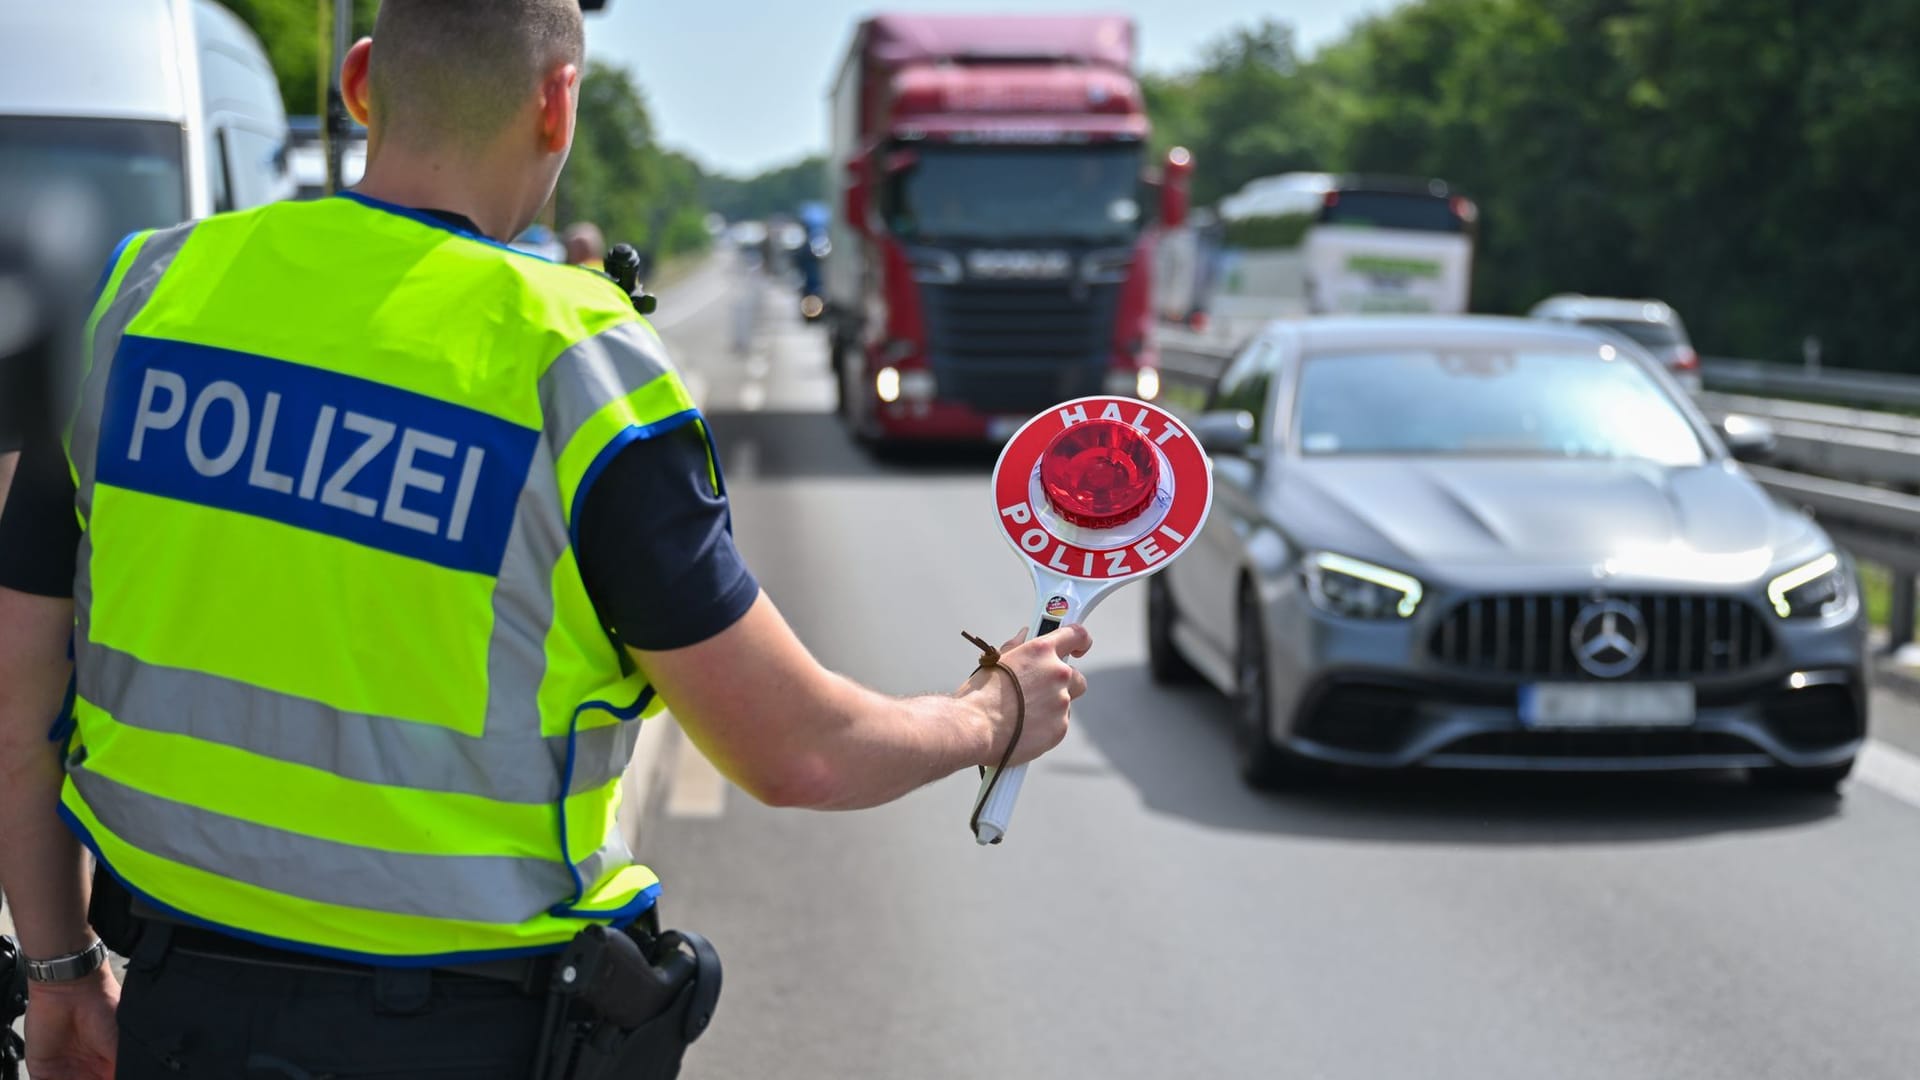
[0,2,1091,1076]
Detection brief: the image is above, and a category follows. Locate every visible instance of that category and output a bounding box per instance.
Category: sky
[586,1,1407,177]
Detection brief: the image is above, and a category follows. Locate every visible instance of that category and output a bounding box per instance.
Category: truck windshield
[0,116,189,266]
[1320,190,1465,233]
[884,144,1145,244]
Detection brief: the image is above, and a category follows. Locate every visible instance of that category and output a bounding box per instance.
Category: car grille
[1429,594,1775,680]
[919,281,1119,414]
[1434,730,1765,759]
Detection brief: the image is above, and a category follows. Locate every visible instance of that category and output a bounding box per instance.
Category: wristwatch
[23,939,108,983]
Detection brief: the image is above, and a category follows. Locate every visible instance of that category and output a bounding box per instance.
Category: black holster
[1,932,26,1080]
[535,924,721,1080]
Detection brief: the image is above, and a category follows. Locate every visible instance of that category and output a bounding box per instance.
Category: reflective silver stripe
[537,321,675,459]
[572,832,637,899]
[69,224,197,515]
[69,767,572,924]
[75,642,641,804]
[484,449,566,737]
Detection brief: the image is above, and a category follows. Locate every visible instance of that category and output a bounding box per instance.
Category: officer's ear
[341,38,375,127]
[536,62,579,154]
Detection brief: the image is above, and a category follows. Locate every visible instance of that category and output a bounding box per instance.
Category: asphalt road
[645,252,1920,1080]
[7,253,1918,1078]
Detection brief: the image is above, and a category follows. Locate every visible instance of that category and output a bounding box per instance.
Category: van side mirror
[1158,147,1192,230]
[1720,414,1776,464]
[842,156,871,237]
[1192,410,1256,458]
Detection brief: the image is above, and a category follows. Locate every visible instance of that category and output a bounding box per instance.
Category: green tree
[698,156,829,222]
[221,0,377,116]
[555,62,710,258]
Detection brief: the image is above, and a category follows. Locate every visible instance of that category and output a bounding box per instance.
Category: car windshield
[883,144,1145,243]
[1295,348,1707,464]
[0,116,188,265]
[1583,318,1685,349]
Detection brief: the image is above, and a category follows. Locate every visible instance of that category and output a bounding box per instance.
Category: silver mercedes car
[1150,317,1868,791]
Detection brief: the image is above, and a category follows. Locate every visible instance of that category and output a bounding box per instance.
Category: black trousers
[115,938,546,1080]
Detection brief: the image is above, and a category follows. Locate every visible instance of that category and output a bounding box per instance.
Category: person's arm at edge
[0,586,120,1080]
[633,592,1091,811]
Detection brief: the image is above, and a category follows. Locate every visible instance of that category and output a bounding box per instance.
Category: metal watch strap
[23,939,107,983]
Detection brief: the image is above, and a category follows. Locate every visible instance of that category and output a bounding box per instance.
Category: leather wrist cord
[963,631,1025,838]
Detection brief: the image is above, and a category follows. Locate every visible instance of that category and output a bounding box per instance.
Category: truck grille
[920,281,1119,414]
[1428,594,1774,680]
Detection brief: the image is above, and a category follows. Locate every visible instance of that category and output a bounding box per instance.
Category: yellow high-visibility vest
[59,194,702,964]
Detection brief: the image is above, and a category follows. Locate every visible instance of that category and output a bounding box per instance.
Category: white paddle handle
[971,613,1062,845]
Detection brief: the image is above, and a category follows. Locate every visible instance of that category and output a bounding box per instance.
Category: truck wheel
[839,360,876,447]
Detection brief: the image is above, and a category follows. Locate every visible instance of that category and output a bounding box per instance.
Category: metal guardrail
[1157,335,1920,646]
[1702,358,1920,410]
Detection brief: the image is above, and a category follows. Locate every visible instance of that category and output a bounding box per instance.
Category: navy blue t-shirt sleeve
[574,421,759,651]
[0,423,80,597]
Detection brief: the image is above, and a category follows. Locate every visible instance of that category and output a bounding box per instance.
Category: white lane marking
[651,266,735,331]
[682,372,710,410]
[1856,739,1920,811]
[664,726,729,819]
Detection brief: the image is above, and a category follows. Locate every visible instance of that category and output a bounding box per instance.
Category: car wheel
[1147,574,1202,686]
[1749,759,1854,794]
[1234,585,1308,789]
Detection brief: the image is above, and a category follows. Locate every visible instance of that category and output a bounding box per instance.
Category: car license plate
[1519,683,1696,729]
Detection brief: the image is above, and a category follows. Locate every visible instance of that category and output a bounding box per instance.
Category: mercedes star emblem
[1570,600,1647,678]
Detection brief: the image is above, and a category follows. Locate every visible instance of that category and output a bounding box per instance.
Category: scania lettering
[824,14,1192,448]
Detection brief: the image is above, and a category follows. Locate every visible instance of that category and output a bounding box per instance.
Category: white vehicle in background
[287,115,367,200]
[1204,173,1477,345]
[0,0,294,262]
[1529,294,1703,394]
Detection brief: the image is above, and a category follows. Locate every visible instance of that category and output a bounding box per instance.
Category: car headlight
[1767,552,1855,619]
[1303,552,1424,619]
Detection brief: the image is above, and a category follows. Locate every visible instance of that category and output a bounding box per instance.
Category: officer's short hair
[370,0,586,150]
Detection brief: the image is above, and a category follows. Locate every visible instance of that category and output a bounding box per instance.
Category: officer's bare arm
[0,587,96,960]
[634,591,1091,811]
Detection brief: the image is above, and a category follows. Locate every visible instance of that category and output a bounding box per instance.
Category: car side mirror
[1192,410,1257,458]
[1720,414,1776,464]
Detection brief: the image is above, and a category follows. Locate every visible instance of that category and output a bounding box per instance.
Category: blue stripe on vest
[95,335,538,576]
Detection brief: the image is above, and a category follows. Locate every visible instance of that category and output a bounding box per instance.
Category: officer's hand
[24,965,119,1079]
[966,624,1092,769]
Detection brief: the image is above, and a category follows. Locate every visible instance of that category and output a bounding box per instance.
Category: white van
[0,0,294,262]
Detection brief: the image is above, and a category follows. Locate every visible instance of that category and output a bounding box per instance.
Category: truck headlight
[1767,552,1855,619]
[1304,552,1424,619]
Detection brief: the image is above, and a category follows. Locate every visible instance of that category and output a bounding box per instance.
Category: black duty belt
[145,921,556,994]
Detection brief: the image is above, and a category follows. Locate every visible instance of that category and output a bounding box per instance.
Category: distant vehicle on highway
[286,115,366,199]
[824,13,1191,449]
[1190,173,1477,346]
[1152,316,1866,792]
[1530,294,1702,393]
[0,0,294,259]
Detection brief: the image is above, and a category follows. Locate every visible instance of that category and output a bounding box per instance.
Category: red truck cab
[825,13,1191,447]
